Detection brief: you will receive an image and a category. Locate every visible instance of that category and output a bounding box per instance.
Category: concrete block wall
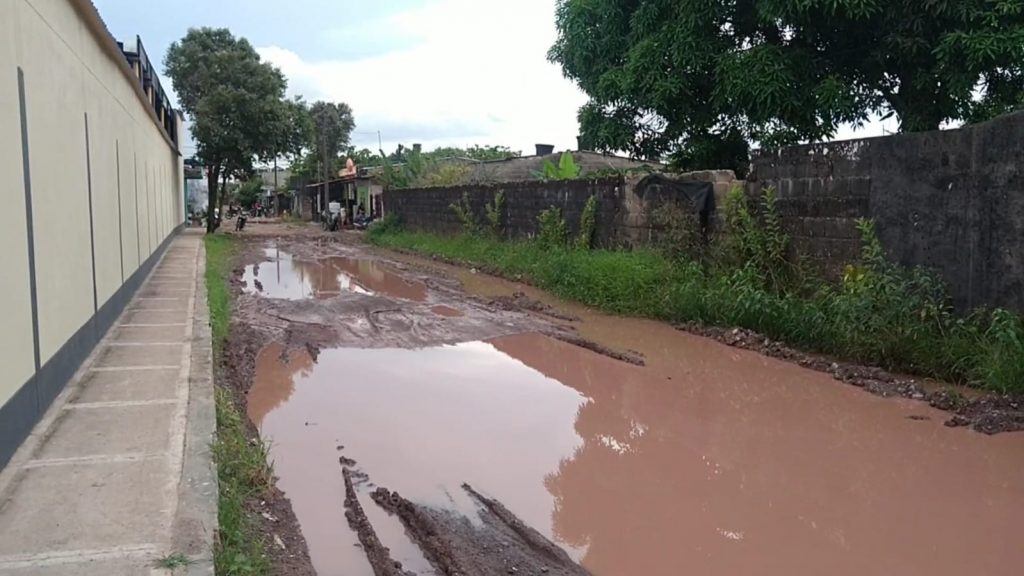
[383,171,732,249]
[747,111,1024,312]
[1,0,184,467]
[385,178,626,245]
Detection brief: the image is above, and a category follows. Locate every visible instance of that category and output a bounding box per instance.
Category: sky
[92,0,894,159]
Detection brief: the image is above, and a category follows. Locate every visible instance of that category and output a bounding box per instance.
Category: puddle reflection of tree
[248,342,316,427]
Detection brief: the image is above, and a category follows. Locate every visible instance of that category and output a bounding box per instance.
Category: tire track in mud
[342,463,591,576]
[343,468,417,576]
[365,479,591,576]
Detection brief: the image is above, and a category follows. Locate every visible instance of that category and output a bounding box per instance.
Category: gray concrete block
[0,557,155,576]
[75,369,179,404]
[35,403,176,459]
[0,460,169,555]
[131,299,188,311]
[111,325,188,344]
[120,310,187,326]
[93,344,183,368]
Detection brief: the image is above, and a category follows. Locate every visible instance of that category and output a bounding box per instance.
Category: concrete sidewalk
[0,230,216,575]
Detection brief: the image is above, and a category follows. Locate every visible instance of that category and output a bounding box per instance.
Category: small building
[256,166,293,214]
[301,169,383,221]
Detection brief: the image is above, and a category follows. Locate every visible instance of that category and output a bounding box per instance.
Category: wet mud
[369,483,590,576]
[224,228,1024,576]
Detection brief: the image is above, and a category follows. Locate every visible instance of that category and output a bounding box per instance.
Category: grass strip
[205,234,272,576]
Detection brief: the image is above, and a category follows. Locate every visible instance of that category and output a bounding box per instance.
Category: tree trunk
[206,164,221,234]
[219,171,229,221]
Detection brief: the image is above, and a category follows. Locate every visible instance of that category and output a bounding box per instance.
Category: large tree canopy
[166,27,287,231]
[549,0,1024,172]
[310,101,356,166]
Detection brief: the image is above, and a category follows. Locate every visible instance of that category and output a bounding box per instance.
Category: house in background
[256,165,294,213]
[301,166,383,221]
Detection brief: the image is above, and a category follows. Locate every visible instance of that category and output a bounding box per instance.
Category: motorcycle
[353,214,375,230]
[235,211,248,231]
[321,210,341,232]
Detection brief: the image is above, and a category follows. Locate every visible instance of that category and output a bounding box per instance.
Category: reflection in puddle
[242,249,426,302]
[251,333,1024,576]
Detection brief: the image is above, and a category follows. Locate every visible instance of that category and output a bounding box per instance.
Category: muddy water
[242,248,425,301]
[250,321,1024,576]
[250,337,587,575]
[430,305,464,318]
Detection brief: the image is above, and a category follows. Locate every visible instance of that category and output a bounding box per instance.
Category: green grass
[155,552,194,570]
[205,234,234,353]
[204,234,272,576]
[368,224,1024,393]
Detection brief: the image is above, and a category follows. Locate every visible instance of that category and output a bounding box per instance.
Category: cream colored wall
[0,0,36,407]
[0,0,182,405]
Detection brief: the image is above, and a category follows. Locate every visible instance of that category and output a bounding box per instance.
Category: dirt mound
[544,331,646,366]
[490,291,580,322]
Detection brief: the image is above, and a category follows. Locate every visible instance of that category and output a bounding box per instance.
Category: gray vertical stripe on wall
[17,67,41,375]
[134,152,140,266]
[116,140,124,282]
[84,113,98,312]
[147,162,152,254]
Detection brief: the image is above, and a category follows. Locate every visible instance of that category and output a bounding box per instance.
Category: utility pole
[321,133,329,221]
[273,157,279,215]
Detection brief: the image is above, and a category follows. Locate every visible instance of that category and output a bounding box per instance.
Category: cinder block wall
[747,112,1024,312]
[383,171,730,248]
[385,178,625,244]
[1,0,184,467]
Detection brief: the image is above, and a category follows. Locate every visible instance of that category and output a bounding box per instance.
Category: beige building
[0,0,184,467]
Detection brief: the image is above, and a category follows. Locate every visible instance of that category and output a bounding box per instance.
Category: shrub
[650,200,703,261]
[449,192,478,235]
[976,309,1024,393]
[484,191,505,239]
[575,194,598,250]
[537,206,568,249]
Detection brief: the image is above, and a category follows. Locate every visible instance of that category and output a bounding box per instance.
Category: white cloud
[258,0,587,155]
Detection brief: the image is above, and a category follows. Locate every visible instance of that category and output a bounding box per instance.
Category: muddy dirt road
[225,224,1024,576]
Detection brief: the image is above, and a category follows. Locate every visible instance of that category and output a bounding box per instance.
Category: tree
[427,145,522,162]
[165,28,287,232]
[549,0,1024,174]
[309,101,355,214]
[234,178,263,209]
[343,147,383,169]
[280,97,313,163]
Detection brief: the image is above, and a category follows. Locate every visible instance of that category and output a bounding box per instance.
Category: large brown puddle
[250,330,1024,575]
[243,248,426,301]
